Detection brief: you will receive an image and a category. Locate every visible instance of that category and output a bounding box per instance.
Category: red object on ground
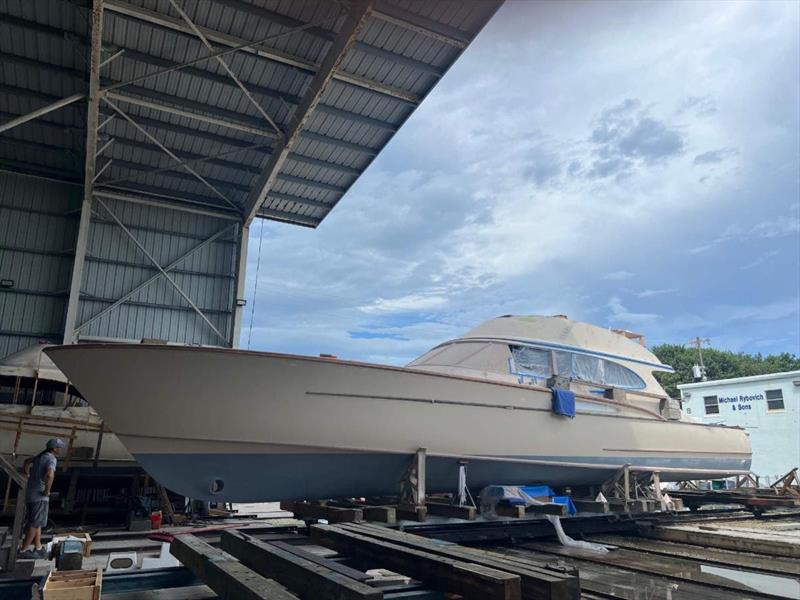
[150,511,163,530]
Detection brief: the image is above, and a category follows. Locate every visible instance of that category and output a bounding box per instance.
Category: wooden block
[525,503,567,516]
[311,524,521,600]
[359,506,396,524]
[42,567,102,600]
[396,504,427,522]
[572,500,609,514]
[495,504,525,519]
[170,534,299,599]
[221,531,382,600]
[269,541,373,582]
[341,523,579,600]
[425,502,477,520]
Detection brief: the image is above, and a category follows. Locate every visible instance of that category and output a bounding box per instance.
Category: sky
[241,0,800,366]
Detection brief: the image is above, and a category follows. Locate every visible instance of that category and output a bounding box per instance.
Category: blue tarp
[551,387,576,418]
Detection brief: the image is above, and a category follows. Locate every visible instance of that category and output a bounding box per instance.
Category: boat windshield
[509,345,646,390]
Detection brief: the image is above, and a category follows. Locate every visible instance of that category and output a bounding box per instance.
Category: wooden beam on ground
[340,523,579,600]
[221,530,382,600]
[280,500,364,523]
[269,541,372,582]
[311,524,521,600]
[587,534,800,577]
[170,534,299,599]
[642,524,800,558]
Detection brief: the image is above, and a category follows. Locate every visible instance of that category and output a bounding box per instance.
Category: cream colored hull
[46,345,751,501]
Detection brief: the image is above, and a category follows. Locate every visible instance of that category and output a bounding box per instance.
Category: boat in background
[0,344,133,465]
[45,316,751,501]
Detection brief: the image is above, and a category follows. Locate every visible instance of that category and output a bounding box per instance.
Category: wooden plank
[341,523,579,600]
[425,502,477,520]
[495,505,525,519]
[221,530,382,600]
[361,506,396,524]
[311,524,521,600]
[522,540,795,598]
[269,541,372,582]
[645,524,800,558]
[170,534,299,599]
[587,534,800,577]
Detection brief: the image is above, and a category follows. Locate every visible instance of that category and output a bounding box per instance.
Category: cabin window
[508,346,551,378]
[509,345,646,389]
[765,389,784,411]
[704,395,719,415]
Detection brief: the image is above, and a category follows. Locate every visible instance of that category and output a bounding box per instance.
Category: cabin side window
[765,389,784,411]
[703,395,719,415]
[509,345,646,389]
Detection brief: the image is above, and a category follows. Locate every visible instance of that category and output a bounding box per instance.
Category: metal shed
[0,0,502,356]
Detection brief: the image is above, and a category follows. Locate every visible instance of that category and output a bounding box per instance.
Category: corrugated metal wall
[0,172,79,358]
[76,197,239,346]
[0,171,242,359]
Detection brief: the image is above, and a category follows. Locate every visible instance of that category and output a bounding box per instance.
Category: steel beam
[372,2,471,48]
[0,93,84,135]
[104,91,277,139]
[63,0,104,345]
[74,222,236,336]
[1,82,379,158]
[258,208,319,228]
[103,0,420,105]
[93,189,240,220]
[243,1,373,224]
[268,191,331,210]
[231,223,249,347]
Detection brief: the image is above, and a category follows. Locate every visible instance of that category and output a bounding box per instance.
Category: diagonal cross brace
[168,0,284,137]
[74,222,236,336]
[102,97,240,211]
[94,197,230,345]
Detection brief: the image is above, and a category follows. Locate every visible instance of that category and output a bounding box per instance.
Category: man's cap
[46,438,66,450]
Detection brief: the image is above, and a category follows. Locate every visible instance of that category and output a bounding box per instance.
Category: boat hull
[46,344,752,501]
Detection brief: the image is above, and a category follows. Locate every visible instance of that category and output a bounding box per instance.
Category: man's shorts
[26,499,49,528]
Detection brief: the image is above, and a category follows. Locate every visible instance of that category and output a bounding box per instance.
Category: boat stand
[398,448,427,521]
[600,464,668,513]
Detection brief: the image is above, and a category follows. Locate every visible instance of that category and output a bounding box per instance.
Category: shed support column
[231,223,249,348]
[64,0,104,344]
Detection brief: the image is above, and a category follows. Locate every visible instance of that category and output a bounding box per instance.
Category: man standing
[18,438,66,558]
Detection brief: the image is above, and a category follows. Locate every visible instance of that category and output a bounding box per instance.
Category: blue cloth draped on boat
[551,387,575,418]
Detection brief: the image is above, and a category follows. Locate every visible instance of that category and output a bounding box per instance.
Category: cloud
[637,288,678,298]
[689,209,800,253]
[693,148,739,164]
[240,0,799,364]
[588,99,685,178]
[602,271,635,281]
[607,296,661,326]
[740,250,781,270]
[678,96,718,118]
[358,293,448,314]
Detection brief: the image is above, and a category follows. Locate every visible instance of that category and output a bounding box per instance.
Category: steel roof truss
[167,0,284,138]
[243,1,373,224]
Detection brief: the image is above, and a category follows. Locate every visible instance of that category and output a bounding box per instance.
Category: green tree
[651,344,800,399]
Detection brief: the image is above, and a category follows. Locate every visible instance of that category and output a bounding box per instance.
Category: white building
[678,371,800,482]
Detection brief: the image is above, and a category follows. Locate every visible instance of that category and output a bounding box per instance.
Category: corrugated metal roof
[0,0,503,227]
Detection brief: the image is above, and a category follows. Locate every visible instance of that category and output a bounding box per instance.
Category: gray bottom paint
[136,452,751,502]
